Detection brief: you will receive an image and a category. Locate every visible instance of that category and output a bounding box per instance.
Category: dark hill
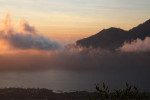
[76,19,150,50]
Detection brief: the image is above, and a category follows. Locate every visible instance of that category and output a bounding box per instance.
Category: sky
[0,0,150,91]
[0,0,150,43]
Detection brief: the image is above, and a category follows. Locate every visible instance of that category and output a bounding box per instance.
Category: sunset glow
[0,0,150,97]
[0,0,150,43]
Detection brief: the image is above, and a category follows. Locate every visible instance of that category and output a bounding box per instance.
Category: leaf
[102,82,105,89]
[126,82,129,87]
[96,85,100,91]
[134,86,137,90]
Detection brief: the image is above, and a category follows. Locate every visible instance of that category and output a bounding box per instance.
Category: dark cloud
[0,33,61,50]
[0,14,61,51]
[20,20,37,35]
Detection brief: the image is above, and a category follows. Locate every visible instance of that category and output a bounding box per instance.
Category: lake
[0,67,149,92]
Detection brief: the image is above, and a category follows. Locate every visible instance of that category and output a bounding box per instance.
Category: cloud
[119,37,150,52]
[0,45,150,72]
[1,33,61,50]
[19,19,37,35]
[0,13,61,51]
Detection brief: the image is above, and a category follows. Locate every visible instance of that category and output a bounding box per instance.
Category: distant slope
[0,88,89,100]
[76,19,150,50]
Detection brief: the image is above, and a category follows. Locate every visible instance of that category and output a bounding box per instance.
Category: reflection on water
[0,67,149,92]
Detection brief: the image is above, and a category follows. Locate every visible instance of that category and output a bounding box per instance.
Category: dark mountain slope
[129,19,150,40]
[76,19,150,50]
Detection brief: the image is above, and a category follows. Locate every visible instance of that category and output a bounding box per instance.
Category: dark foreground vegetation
[0,83,149,100]
[90,83,150,100]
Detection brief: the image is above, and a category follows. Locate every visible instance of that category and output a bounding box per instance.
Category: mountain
[76,19,150,50]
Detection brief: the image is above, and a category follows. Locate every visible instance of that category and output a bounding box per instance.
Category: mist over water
[0,68,149,92]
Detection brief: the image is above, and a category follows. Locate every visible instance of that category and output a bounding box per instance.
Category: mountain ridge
[76,19,150,50]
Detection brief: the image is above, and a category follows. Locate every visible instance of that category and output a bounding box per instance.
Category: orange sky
[0,15,147,45]
[0,0,150,44]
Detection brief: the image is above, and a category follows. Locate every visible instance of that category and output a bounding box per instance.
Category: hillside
[77,19,150,50]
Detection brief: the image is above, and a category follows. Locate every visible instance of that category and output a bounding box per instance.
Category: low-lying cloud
[0,13,61,51]
[119,37,150,52]
[0,45,150,72]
